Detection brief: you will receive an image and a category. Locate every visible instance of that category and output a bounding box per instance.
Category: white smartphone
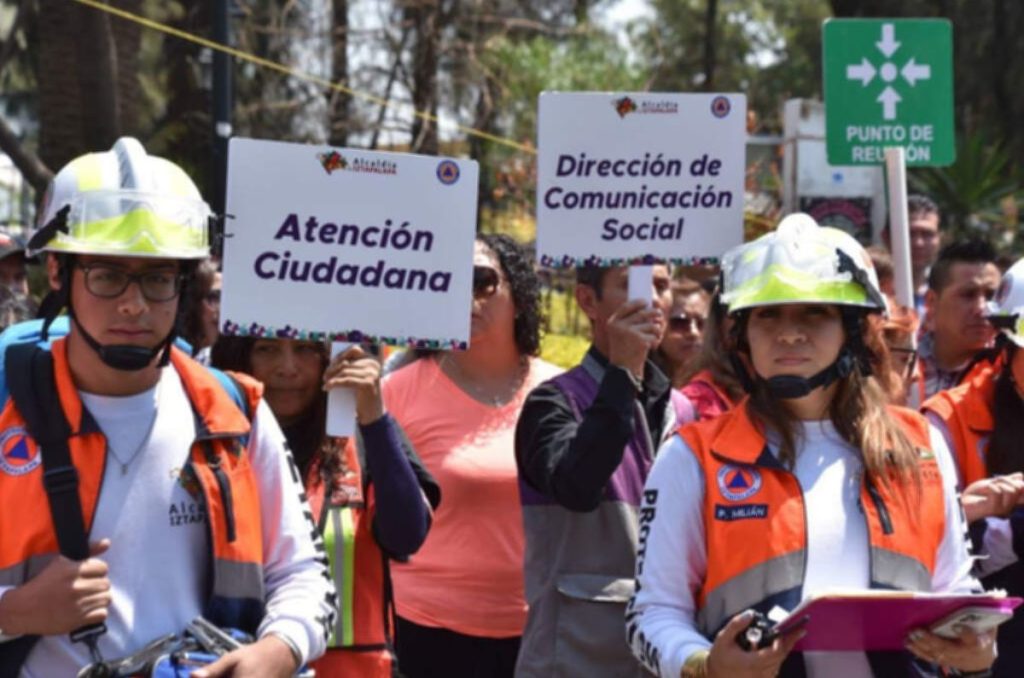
[929,606,1014,639]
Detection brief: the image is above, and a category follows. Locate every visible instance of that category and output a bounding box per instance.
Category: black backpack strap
[4,343,106,662]
[6,343,89,560]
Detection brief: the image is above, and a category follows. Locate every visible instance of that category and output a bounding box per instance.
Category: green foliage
[540,332,589,369]
[631,0,831,131]
[481,31,646,144]
[909,136,1020,243]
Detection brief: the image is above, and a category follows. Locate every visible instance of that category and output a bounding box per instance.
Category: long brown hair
[741,309,920,488]
[678,292,745,402]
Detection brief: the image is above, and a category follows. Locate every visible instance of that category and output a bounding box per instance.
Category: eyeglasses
[473,265,501,298]
[78,263,183,302]
[889,346,919,380]
[204,289,221,305]
[668,314,705,333]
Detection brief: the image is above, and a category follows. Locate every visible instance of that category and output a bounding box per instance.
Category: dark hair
[927,238,997,293]
[907,194,940,220]
[182,259,218,354]
[478,233,543,356]
[672,278,708,302]
[988,344,1024,475]
[678,292,745,403]
[575,265,609,299]
[210,334,334,481]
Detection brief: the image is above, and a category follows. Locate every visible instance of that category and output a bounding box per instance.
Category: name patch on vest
[716,464,762,501]
[714,503,768,521]
[0,427,40,476]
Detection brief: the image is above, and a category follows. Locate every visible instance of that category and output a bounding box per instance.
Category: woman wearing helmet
[626,215,993,678]
[923,256,1024,677]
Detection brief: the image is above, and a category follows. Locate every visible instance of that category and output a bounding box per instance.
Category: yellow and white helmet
[721,213,885,314]
[988,258,1024,348]
[30,137,210,259]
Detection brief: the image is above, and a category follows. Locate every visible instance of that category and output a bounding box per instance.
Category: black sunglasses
[473,265,501,298]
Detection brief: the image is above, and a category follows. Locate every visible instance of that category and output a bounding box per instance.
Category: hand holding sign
[324,343,384,437]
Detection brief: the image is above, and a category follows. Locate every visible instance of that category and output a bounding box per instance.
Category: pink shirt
[382,356,562,637]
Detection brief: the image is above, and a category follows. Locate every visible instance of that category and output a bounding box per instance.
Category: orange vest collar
[707,398,768,465]
[50,338,87,435]
[170,347,255,437]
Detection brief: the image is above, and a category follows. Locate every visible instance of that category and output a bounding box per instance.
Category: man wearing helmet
[924,256,1024,676]
[0,139,335,676]
[628,215,992,678]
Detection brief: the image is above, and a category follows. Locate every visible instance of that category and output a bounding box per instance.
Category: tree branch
[0,116,53,194]
[0,0,30,76]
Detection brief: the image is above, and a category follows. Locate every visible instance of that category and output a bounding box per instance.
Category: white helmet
[988,257,1024,347]
[30,137,210,259]
[721,213,886,314]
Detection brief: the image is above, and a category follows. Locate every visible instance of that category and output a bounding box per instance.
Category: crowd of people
[0,136,1021,678]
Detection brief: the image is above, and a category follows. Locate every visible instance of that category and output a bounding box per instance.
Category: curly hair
[477,233,543,356]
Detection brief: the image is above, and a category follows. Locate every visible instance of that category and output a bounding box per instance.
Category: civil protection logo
[0,427,39,476]
[717,464,762,501]
[711,95,731,118]
[436,160,460,185]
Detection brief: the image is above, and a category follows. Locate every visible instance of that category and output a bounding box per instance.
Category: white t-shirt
[628,418,978,678]
[0,365,334,676]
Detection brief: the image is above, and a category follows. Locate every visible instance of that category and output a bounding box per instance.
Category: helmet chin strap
[70,313,173,371]
[761,349,856,400]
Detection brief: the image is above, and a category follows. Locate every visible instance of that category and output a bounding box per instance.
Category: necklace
[107,388,161,475]
[439,353,529,407]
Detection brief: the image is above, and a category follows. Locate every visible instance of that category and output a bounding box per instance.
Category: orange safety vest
[923,359,1000,487]
[0,339,266,663]
[677,400,946,638]
[306,438,394,678]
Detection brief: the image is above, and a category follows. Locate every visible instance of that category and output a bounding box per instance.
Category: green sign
[823,19,954,167]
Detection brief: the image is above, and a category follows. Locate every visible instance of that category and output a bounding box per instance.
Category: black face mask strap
[762,348,856,399]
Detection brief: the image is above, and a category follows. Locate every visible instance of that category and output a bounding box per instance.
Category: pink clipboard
[774,592,1023,651]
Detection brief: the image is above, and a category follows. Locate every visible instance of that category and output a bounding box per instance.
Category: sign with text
[221,137,478,349]
[823,19,955,166]
[535,92,746,267]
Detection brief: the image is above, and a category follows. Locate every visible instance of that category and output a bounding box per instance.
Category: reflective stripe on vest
[0,339,265,633]
[679,400,945,637]
[923,363,998,487]
[307,439,391,654]
[324,501,358,646]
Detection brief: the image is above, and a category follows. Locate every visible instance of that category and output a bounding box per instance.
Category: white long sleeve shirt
[629,419,978,678]
[0,365,334,676]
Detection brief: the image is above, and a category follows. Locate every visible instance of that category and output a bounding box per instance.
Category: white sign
[535,92,746,267]
[221,138,478,349]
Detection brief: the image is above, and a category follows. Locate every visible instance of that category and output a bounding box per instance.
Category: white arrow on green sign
[823,18,955,167]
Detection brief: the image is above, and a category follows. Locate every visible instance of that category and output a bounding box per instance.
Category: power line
[70,0,536,154]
